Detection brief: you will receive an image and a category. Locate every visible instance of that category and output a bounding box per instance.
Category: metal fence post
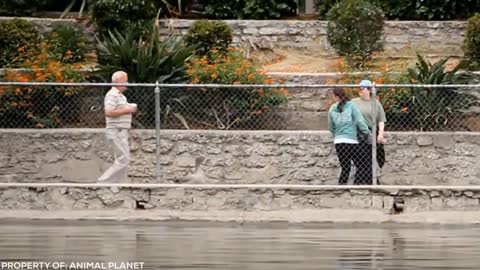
[154,81,161,181]
[371,85,378,185]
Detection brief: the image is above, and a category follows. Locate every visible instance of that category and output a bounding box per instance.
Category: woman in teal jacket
[328,88,371,185]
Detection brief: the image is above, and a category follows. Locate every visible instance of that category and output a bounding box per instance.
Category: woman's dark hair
[333,88,350,112]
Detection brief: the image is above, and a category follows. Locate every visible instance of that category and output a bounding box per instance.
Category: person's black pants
[355,143,385,185]
[335,143,363,185]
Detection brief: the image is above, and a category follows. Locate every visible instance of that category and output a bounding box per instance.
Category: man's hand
[377,132,385,144]
[126,105,137,113]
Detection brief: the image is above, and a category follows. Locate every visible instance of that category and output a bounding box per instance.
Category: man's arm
[104,94,136,117]
[377,100,386,143]
[105,106,135,117]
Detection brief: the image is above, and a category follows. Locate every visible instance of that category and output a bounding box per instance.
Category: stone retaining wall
[0,184,479,213]
[0,17,465,58]
[2,129,480,185]
[160,20,466,57]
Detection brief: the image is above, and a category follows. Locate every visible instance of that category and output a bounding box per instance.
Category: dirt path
[260,49,462,73]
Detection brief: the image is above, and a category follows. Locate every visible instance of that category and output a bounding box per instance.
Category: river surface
[1,220,480,269]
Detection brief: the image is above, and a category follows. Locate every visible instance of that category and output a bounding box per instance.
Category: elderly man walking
[98,71,137,183]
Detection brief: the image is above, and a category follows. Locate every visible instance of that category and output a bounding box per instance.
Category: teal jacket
[328,101,370,142]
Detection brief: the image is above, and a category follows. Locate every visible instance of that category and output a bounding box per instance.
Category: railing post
[155,81,161,181]
[371,85,378,185]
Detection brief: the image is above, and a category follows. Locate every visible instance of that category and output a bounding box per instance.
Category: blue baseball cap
[359,80,373,88]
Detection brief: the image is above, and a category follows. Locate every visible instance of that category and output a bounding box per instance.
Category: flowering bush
[184,48,288,129]
[0,42,86,128]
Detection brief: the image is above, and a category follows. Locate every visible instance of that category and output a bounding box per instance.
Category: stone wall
[2,129,480,185]
[0,17,466,58]
[159,20,466,57]
[0,184,479,214]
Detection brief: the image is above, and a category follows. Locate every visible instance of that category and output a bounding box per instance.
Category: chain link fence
[1,82,480,185]
[1,82,479,131]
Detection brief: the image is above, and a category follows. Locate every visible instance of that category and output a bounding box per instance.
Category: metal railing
[1,81,480,185]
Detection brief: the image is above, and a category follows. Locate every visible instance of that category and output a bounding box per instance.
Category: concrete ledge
[2,183,480,191]
[1,184,479,223]
[3,209,480,224]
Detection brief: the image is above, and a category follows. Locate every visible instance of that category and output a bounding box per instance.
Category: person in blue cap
[352,79,387,184]
[328,88,371,185]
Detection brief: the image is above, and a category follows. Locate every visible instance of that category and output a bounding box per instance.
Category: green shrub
[317,0,480,20]
[0,19,40,68]
[96,24,195,128]
[327,0,385,68]
[45,25,87,64]
[184,20,233,55]
[88,0,159,38]
[0,0,47,16]
[464,14,480,69]
[206,0,296,19]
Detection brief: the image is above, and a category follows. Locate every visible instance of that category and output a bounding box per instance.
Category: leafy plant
[0,19,41,68]
[205,0,296,19]
[45,25,87,64]
[88,0,160,38]
[95,23,195,128]
[316,0,480,20]
[184,48,288,129]
[464,14,480,70]
[184,20,233,56]
[0,42,86,128]
[0,0,47,16]
[400,54,477,131]
[60,0,87,18]
[326,0,385,68]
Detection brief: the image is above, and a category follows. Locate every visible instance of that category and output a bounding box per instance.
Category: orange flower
[211,73,218,79]
[375,77,386,84]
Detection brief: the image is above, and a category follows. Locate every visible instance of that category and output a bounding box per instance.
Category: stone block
[417,136,433,146]
[434,135,455,150]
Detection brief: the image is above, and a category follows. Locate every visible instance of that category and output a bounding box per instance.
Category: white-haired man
[98,71,137,183]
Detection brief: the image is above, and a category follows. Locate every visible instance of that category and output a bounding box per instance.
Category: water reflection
[0,221,480,269]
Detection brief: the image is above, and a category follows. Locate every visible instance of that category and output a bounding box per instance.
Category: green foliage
[205,0,296,19]
[95,24,195,128]
[317,0,480,20]
[184,20,233,55]
[464,14,480,70]
[327,0,385,68]
[394,54,477,131]
[184,48,288,129]
[0,0,47,16]
[88,0,159,38]
[45,25,87,64]
[0,19,41,68]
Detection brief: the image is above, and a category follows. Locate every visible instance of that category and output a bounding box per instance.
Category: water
[1,220,480,270]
